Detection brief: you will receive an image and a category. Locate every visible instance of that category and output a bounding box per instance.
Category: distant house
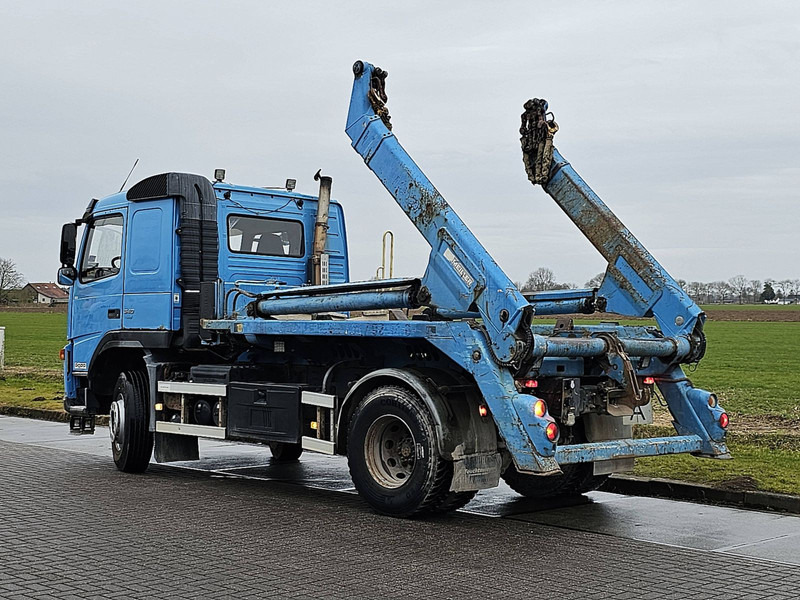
[19,282,69,305]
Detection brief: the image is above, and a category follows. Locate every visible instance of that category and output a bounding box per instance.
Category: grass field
[689,321,800,420]
[0,311,66,371]
[1,308,798,495]
[0,312,67,411]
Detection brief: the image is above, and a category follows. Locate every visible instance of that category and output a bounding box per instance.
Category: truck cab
[60,175,349,420]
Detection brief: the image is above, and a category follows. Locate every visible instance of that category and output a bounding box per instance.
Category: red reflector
[545,422,559,442]
[478,404,489,418]
[643,376,655,385]
[59,348,65,361]
[518,379,538,389]
[533,399,547,418]
[719,413,729,428]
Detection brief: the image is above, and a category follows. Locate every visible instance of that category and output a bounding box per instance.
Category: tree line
[520,267,800,304]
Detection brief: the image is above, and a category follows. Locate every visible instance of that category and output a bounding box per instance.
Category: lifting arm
[520,101,706,362]
[346,61,534,370]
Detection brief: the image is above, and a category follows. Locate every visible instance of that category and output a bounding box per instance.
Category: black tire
[502,462,609,498]
[347,385,461,517]
[109,371,153,473]
[268,441,303,462]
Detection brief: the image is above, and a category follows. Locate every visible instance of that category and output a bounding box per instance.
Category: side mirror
[58,266,77,286]
[60,223,77,266]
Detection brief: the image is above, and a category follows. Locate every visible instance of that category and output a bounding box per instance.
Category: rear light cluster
[719,412,729,429]
[533,399,547,418]
[517,378,538,389]
[643,376,655,385]
[545,422,559,442]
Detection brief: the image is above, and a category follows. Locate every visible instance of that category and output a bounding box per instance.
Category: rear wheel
[268,441,303,462]
[347,385,466,517]
[502,462,608,498]
[110,371,153,473]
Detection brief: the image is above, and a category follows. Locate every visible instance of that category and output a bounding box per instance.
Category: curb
[602,474,800,514]
[0,406,108,425]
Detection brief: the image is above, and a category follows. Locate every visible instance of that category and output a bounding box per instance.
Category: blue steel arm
[345,61,532,368]
[545,150,705,359]
[529,134,727,456]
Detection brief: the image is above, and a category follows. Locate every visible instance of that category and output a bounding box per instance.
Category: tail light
[643,376,655,385]
[517,378,538,389]
[478,404,489,418]
[545,422,559,442]
[719,413,729,429]
[533,399,547,418]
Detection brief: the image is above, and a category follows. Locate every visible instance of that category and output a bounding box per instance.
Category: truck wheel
[347,385,459,517]
[502,462,609,498]
[109,371,153,473]
[268,441,303,462]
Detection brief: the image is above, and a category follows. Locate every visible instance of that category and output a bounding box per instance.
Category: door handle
[108,308,121,319]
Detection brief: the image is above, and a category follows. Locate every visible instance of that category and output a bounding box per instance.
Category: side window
[228,215,304,257]
[79,214,124,282]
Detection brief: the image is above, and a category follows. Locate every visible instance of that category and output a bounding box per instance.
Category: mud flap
[449,452,503,492]
[154,432,199,463]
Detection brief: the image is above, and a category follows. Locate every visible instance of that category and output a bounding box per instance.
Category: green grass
[0,311,66,370]
[634,438,800,496]
[690,321,800,420]
[0,374,64,412]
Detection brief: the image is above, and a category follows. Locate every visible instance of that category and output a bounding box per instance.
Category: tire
[347,385,461,517]
[502,462,609,498]
[268,441,303,462]
[109,371,153,473]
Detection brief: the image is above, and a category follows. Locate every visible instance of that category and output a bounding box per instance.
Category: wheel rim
[109,394,125,452]
[363,415,416,489]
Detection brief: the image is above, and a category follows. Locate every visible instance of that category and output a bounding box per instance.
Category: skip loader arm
[345,61,534,372]
[520,100,729,458]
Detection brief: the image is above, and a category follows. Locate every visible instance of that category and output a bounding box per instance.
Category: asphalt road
[1,415,799,599]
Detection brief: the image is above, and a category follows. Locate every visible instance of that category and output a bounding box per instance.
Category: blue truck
[57,61,729,517]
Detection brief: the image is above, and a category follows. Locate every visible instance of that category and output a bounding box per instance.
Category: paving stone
[1,439,799,598]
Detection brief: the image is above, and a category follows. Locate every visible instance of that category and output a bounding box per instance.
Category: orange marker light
[643,376,655,385]
[59,348,65,361]
[545,422,559,442]
[719,413,729,429]
[533,400,547,418]
[478,404,489,418]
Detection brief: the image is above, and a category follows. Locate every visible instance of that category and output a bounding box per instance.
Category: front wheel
[109,371,153,473]
[347,385,472,517]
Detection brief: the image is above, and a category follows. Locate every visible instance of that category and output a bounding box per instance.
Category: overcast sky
[1,1,798,287]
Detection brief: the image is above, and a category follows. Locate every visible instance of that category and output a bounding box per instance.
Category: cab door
[70,210,126,375]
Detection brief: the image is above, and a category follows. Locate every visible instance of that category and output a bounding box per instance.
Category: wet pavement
[2,414,798,570]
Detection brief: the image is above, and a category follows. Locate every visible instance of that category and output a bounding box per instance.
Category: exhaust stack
[312,170,332,285]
